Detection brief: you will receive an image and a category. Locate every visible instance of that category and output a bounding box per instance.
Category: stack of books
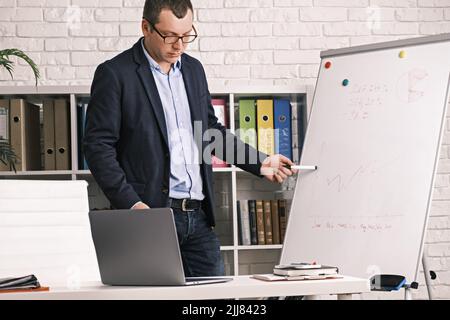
[237,199,288,246]
[252,263,342,282]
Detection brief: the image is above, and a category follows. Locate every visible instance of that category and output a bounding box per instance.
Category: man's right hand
[131,201,150,210]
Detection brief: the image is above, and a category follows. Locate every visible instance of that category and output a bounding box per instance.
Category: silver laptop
[88,208,232,286]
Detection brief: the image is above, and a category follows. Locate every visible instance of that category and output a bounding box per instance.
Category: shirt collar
[141,38,182,73]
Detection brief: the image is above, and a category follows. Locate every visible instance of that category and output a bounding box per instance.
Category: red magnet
[325,61,332,69]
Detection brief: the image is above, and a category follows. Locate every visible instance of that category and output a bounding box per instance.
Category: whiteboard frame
[321,33,450,58]
[414,72,450,281]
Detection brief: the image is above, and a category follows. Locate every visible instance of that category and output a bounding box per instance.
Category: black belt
[169,198,202,212]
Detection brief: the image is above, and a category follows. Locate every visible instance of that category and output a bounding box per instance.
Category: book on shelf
[43,99,56,170]
[248,200,258,245]
[237,200,251,245]
[237,200,243,245]
[43,99,71,171]
[54,99,71,170]
[270,200,281,244]
[296,97,306,159]
[0,99,10,171]
[0,100,9,141]
[278,199,287,244]
[77,99,89,170]
[273,265,339,277]
[274,98,292,160]
[211,98,227,128]
[211,98,229,168]
[263,200,273,245]
[255,200,265,245]
[256,99,274,156]
[238,99,257,149]
[6,99,41,171]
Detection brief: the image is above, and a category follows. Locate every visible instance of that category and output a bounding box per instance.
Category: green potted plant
[0,49,40,172]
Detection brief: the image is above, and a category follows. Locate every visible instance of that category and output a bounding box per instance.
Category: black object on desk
[0,274,41,291]
[370,274,408,291]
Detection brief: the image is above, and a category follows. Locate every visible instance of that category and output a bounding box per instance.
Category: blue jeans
[172,207,225,277]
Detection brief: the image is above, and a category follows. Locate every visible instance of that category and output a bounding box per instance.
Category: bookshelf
[0,85,312,276]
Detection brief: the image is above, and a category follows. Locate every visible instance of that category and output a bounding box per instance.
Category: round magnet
[342,79,349,86]
[399,50,406,59]
[325,61,332,69]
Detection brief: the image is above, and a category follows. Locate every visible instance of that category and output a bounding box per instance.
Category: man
[83,0,296,277]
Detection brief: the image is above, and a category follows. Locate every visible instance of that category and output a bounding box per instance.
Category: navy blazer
[83,38,267,226]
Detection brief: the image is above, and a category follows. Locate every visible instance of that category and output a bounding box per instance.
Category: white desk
[0,275,370,300]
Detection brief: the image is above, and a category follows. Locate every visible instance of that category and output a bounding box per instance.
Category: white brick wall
[1,0,450,299]
[0,0,447,86]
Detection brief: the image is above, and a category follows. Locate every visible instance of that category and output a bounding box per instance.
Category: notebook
[88,208,232,286]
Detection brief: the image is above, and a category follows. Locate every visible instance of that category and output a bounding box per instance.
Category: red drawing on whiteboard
[396,68,428,103]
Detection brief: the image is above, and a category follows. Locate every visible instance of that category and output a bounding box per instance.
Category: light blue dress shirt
[141,40,204,201]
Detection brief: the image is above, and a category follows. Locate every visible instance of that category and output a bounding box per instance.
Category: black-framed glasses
[144,17,198,44]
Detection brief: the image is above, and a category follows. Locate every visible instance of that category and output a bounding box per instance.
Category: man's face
[142,8,194,68]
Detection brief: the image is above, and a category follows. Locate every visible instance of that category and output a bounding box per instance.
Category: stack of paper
[252,263,342,282]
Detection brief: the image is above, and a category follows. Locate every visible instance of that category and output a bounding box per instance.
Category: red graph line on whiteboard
[326,165,367,192]
[312,222,393,232]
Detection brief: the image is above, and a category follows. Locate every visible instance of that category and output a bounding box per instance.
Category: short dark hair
[143,0,193,25]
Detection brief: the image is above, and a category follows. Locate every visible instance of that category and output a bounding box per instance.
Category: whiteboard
[280,34,450,282]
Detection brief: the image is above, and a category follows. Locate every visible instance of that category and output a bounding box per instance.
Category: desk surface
[0,275,370,300]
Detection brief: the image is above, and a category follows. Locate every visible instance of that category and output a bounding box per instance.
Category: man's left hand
[260,154,298,183]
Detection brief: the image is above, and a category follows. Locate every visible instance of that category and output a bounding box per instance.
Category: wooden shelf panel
[237,245,283,250]
[0,170,73,176]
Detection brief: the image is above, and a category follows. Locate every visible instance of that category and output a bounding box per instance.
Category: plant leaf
[0,139,18,173]
[0,49,40,86]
